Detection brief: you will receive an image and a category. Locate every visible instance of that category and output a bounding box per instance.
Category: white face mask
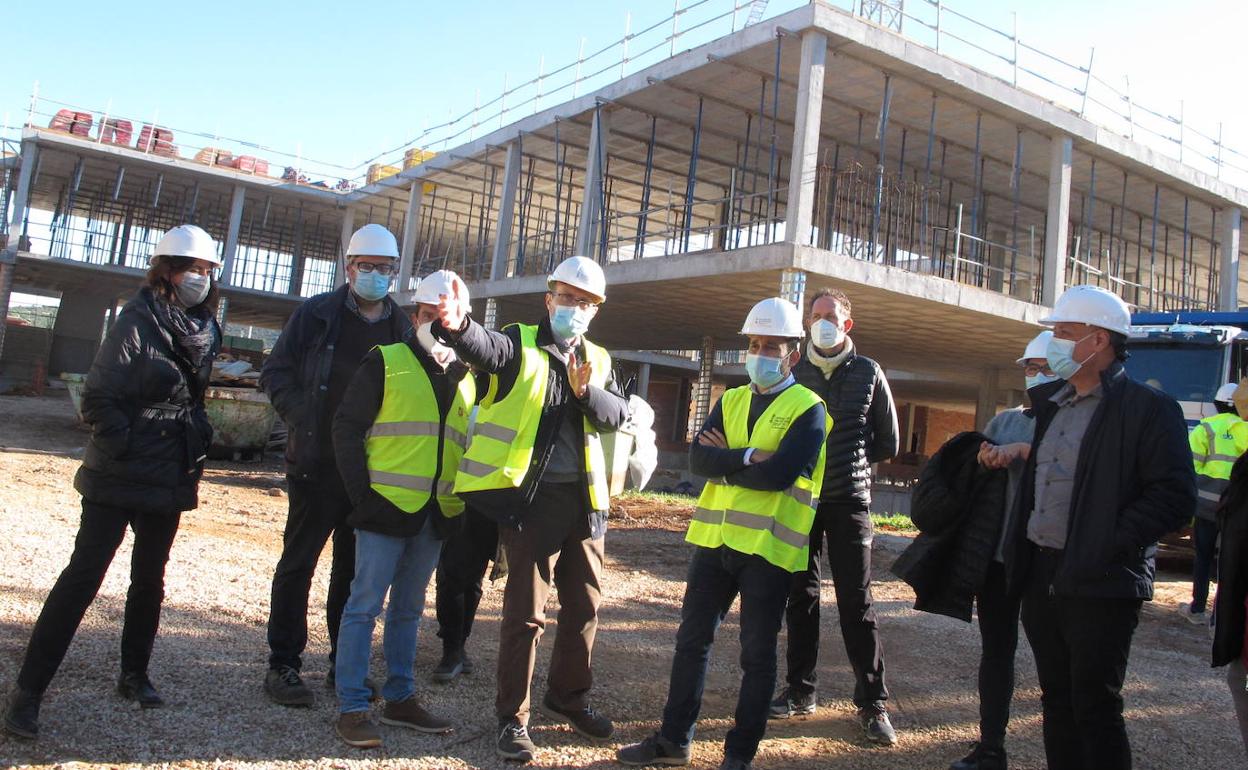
[811,319,844,350]
[417,322,455,367]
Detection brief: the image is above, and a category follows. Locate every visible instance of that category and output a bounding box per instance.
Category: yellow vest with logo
[1190,411,1248,513]
[687,384,830,572]
[453,323,613,510]
[366,343,476,518]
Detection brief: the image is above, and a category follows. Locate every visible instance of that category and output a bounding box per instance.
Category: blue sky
[3,0,1245,181]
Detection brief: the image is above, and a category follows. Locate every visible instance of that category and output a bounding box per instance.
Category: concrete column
[1043,135,1073,306]
[784,30,828,247]
[492,142,523,280]
[975,367,1000,432]
[636,362,652,400]
[0,254,14,363]
[218,185,246,287]
[1220,207,1242,311]
[337,206,356,288]
[49,290,116,376]
[399,181,425,291]
[779,268,807,312]
[689,336,715,442]
[7,140,39,241]
[576,108,610,258]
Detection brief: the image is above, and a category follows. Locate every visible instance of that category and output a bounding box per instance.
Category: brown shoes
[335,711,382,748]
[380,696,454,734]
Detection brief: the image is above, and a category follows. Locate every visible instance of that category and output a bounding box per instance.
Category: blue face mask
[352,270,391,302]
[745,353,787,390]
[1025,372,1060,390]
[550,305,592,340]
[1046,333,1094,381]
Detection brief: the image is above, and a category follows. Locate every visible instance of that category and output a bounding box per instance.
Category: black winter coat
[1002,362,1196,600]
[792,349,899,505]
[259,284,411,480]
[74,288,220,513]
[1213,452,1248,667]
[892,431,1008,622]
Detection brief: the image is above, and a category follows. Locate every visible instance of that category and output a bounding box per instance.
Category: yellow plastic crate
[403,148,437,169]
[367,163,401,184]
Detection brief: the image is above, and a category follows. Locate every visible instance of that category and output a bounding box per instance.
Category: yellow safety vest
[453,323,613,510]
[1190,411,1248,514]
[366,343,476,518]
[687,383,830,573]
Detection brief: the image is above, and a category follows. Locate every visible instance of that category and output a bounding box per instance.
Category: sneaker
[335,711,382,748]
[540,693,614,739]
[718,757,752,770]
[497,719,536,762]
[432,647,465,683]
[461,650,475,675]
[265,666,314,707]
[326,669,381,701]
[860,705,898,746]
[2,688,40,740]
[616,731,691,766]
[768,687,817,719]
[950,742,1007,770]
[1179,602,1209,626]
[381,696,454,734]
[117,671,164,709]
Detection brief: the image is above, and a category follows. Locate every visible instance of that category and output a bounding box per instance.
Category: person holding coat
[1212,451,1248,760]
[2,224,223,740]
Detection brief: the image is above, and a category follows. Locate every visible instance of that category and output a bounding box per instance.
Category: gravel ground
[0,392,1242,769]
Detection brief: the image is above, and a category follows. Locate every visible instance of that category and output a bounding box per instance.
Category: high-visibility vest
[366,343,476,518]
[453,323,613,510]
[1190,411,1248,515]
[687,383,830,572]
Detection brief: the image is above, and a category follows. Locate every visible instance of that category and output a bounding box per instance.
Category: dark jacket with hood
[435,315,629,533]
[892,431,1008,622]
[1213,452,1248,667]
[1002,361,1196,600]
[791,349,899,506]
[74,287,221,513]
[260,284,411,480]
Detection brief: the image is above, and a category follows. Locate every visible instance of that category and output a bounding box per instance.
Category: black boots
[3,687,41,740]
[432,645,465,683]
[117,671,164,709]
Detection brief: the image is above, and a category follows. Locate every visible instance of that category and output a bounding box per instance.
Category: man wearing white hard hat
[325,270,474,747]
[618,297,828,770]
[434,255,629,762]
[997,284,1195,769]
[1183,382,1248,626]
[260,223,412,706]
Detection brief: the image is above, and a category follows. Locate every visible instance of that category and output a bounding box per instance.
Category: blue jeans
[660,545,792,763]
[335,521,442,713]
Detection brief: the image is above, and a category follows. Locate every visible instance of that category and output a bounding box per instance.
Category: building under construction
[3,0,1245,481]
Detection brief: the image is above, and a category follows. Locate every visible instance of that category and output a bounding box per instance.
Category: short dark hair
[808,287,851,318]
[145,255,220,314]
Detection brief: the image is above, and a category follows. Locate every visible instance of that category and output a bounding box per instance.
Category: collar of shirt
[1049,381,1102,407]
[345,290,392,324]
[751,373,795,396]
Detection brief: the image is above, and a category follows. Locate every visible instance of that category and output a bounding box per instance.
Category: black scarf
[148,289,217,369]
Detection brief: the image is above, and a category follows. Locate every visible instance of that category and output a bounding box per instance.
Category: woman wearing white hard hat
[3,224,223,739]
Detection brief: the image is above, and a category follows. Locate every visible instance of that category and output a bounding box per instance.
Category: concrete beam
[1043,136,1073,306]
[785,30,828,247]
[219,185,246,287]
[575,108,610,258]
[974,367,1000,431]
[1220,208,1242,311]
[492,141,523,280]
[399,182,425,292]
[337,207,355,288]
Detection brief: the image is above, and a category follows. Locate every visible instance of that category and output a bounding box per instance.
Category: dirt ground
[0,392,1242,769]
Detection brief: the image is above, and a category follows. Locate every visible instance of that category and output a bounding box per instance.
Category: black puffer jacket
[1003,362,1196,600]
[1213,452,1248,667]
[792,348,899,505]
[74,287,220,513]
[892,431,1008,622]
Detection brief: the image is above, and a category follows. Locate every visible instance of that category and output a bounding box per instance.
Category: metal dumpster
[203,386,277,460]
[62,373,87,421]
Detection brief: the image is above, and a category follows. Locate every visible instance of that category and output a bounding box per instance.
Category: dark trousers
[660,545,792,763]
[1191,518,1219,613]
[435,506,499,651]
[975,560,1022,751]
[17,500,181,695]
[783,501,887,708]
[495,482,603,724]
[266,472,355,671]
[1021,547,1142,770]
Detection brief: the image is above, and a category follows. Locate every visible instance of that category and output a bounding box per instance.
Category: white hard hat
[346,223,400,259]
[412,269,471,313]
[1016,330,1054,365]
[740,297,805,339]
[1039,285,1132,336]
[1216,383,1239,404]
[153,224,221,266]
[548,256,606,301]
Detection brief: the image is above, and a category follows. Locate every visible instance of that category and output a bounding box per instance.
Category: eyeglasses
[1023,363,1054,376]
[552,291,600,311]
[353,262,398,276]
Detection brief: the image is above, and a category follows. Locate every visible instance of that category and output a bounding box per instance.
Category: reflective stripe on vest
[366,343,476,518]
[686,384,830,573]
[453,324,614,510]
